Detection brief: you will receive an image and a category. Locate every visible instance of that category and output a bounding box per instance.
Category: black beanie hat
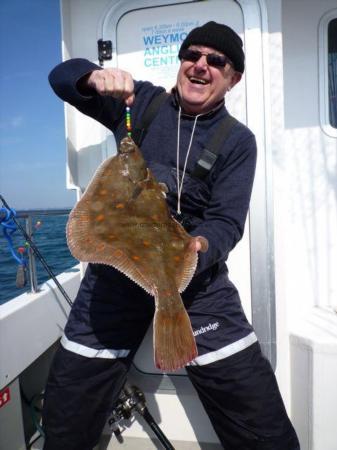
[179,21,245,73]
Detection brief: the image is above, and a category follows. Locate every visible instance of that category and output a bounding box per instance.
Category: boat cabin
[0,1,336,449]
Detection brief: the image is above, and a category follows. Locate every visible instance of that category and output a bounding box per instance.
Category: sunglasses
[179,48,232,68]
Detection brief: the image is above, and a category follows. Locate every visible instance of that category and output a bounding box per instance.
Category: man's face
[176,45,242,115]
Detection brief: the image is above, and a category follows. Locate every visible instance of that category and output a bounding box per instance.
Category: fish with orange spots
[67,137,208,371]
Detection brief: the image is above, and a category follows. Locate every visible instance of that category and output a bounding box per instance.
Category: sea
[0,213,77,305]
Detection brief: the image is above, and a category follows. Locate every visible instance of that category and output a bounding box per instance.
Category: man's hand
[79,68,135,106]
[190,236,209,253]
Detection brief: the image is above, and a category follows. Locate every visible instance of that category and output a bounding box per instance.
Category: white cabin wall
[277,1,337,448]
[262,9,337,449]
[281,0,337,315]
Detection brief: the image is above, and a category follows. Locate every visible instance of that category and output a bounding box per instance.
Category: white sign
[117,11,199,89]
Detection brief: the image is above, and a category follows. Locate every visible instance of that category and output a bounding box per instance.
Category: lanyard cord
[176,107,201,215]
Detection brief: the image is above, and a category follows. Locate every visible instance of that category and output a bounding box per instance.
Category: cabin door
[100,0,274,371]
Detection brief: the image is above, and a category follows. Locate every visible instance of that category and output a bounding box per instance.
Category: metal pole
[25,215,39,293]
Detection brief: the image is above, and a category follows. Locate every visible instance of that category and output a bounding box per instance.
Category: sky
[0,0,76,210]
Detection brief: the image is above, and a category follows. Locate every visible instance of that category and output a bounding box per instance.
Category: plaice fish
[67,136,208,371]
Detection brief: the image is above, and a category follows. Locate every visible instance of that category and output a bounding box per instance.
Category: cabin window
[328,18,337,128]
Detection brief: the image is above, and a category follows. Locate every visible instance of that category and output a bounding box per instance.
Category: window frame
[319,9,337,137]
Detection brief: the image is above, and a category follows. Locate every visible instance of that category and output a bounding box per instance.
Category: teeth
[189,77,207,85]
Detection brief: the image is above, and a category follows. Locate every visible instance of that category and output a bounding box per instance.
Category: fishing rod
[110,383,175,450]
[0,194,73,307]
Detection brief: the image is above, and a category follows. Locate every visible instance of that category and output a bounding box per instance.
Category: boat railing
[11,208,71,294]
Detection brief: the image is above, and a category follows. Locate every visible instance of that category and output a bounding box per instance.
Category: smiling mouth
[188,76,209,85]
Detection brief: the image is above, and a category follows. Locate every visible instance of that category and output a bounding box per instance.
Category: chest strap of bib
[133,91,170,147]
[191,114,238,179]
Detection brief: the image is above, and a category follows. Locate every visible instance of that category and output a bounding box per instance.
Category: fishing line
[125,105,132,137]
[0,194,73,307]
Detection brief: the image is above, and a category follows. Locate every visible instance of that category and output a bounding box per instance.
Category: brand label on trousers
[193,322,220,337]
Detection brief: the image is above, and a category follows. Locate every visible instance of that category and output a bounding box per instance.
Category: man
[43,21,300,449]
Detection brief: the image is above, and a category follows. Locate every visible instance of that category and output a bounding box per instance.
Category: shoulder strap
[133,91,170,146]
[191,114,238,180]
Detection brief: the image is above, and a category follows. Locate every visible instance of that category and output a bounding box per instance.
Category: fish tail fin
[153,292,197,371]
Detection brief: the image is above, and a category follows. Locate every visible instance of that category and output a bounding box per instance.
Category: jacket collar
[170,87,225,119]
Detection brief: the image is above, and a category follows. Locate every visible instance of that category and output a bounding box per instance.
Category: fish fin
[67,210,153,295]
[176,236,209,292]
[153,291,197,371]
[176,245,198,293]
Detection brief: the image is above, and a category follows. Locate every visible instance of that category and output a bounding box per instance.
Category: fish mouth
[188,76,209,85]
[119,136,136,154]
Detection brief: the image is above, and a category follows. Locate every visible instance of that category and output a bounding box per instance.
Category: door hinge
[97,39,112,66]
